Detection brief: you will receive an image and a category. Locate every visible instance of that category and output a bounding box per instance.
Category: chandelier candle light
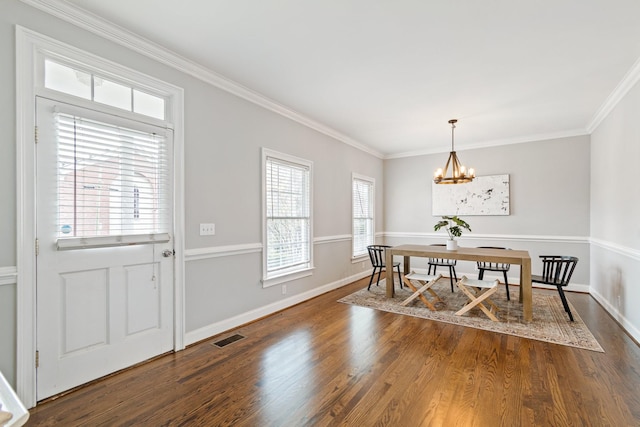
[433,119,475,184]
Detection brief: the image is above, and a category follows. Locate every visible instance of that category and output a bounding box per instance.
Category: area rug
[339,278,604,352]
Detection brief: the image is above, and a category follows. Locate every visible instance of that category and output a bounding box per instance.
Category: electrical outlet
[282,285,287,295]
[199,223,215,236]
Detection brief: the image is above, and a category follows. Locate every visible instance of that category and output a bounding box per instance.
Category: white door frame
[15,26,186,407]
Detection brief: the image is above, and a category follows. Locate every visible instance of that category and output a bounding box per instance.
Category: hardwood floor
[26,276,640,426]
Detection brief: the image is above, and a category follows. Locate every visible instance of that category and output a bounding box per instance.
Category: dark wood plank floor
[26,276,640,426]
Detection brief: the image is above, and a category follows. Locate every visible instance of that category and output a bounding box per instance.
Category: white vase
[446,240,458,250]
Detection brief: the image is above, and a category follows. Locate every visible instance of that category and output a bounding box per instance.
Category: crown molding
[587,55,640,133]
[20,0,384,159]
[385,128,589,159]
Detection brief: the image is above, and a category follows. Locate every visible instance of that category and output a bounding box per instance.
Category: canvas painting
[432,174,510,216]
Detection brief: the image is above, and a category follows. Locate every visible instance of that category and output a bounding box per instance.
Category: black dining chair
[531,255,578,321]
[427,244,457,292]
[367,245,402,291]
[476,246,512,300]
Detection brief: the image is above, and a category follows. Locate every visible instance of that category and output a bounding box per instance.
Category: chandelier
[433,119,475,184]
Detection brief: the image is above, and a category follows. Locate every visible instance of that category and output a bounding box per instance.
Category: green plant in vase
[434,215,471,250]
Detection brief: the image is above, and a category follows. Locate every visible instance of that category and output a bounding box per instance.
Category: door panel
[36,97,174,400]
[125,263,161,335]
[61,269,109,354]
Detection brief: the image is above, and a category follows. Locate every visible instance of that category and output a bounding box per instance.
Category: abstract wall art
[432,174,510,216]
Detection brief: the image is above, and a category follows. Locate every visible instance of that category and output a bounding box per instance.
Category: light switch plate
[200,223,215,235]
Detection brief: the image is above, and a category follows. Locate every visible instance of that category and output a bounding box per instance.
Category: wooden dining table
[385,245,533,322]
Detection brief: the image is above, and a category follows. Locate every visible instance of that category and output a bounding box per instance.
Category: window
[44,58,166,120]
[263,149,313,285]
[352,174,375,257]
[36,50,179,250]
[54,110,172,249]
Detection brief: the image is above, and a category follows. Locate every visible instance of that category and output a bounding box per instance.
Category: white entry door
[35,97,175,400]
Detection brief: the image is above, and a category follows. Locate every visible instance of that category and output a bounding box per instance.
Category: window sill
[57,233,171,250]
[262,267,315,288]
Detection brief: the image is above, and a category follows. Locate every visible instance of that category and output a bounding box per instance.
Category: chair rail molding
[314,234,352,245]
[184,243,263,262]
[185,235,356,262]
[0,266,18,286]
[589,237,640,261]
[384,232,590,245]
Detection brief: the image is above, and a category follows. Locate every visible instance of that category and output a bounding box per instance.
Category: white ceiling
[61,0,640,157]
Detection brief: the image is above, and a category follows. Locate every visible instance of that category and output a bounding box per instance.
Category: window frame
[36,50,172,128]
[352,173,375,259]
[50,106,173,250]
[261,148,314,287]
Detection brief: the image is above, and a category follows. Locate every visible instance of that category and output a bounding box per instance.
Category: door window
[55,113,170,239]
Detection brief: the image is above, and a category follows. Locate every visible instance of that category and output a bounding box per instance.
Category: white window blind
[352,176,374,257]
[265,156,311,275]
[55,113,171,243]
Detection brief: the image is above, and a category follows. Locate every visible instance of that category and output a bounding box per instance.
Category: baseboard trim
[185,270,371,346]
[590,288,640,344]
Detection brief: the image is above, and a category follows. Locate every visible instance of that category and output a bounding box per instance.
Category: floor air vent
[213,333,245,348]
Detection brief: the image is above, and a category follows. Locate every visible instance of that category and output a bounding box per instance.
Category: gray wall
[0,283,16,386]
[0,2,19,269]
[182,89,385,332]
[0,0,23,387]
[0,0,383,387]
[590,79,640,342]
[383,136,591,285]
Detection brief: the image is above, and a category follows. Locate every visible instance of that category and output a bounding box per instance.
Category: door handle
[162,249,174,258]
